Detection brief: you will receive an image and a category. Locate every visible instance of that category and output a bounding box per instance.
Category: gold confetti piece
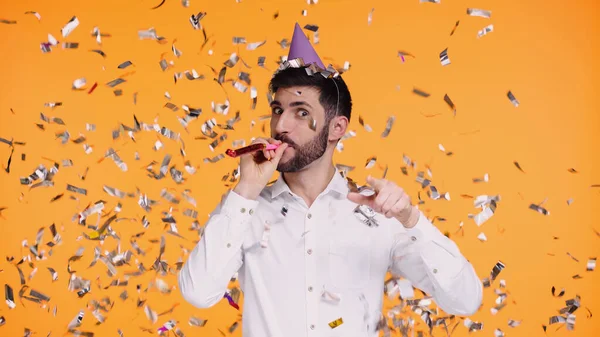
[329,317,343,328]
[572,274,582,279]
[507,91,520,107]
[1,19,17,24]
[151,0,166,9]
[513,161,525,173]
[228,321,239,333]
[567,252,579,262]
[412,87,430,97]
[450,20,460,35]
[90,49,106,57]
[467,8,492,18]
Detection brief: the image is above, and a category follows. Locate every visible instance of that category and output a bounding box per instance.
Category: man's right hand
[233,138,289,200]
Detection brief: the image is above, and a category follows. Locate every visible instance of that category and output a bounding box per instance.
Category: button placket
[304,208,318,334]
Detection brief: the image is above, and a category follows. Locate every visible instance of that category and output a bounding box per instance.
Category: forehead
[273,86,322,104]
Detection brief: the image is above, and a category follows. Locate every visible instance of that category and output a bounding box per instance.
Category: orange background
[0,0,599,336]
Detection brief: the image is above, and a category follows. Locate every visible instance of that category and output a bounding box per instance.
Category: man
[178,23,482,337]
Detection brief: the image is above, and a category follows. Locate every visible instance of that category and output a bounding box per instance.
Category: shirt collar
[270,169,349,200]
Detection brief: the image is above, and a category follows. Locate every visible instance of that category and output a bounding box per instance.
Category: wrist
[397,207,420,228]
[233,181,262,200]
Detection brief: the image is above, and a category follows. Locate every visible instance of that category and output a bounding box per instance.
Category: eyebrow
[270,100,313,109]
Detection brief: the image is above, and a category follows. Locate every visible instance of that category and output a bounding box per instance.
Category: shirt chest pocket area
[328,233,372,289]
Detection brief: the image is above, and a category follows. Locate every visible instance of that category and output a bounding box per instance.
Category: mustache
[274,134,296,147]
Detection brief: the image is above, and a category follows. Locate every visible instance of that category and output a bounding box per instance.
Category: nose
[272,110,296,135]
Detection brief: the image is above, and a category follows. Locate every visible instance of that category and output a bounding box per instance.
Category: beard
[275,125,329,173]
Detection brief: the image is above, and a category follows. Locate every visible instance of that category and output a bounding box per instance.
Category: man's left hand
[347,175,420,228]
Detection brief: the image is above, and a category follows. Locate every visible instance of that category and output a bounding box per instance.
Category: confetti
[450,20,460,35]
[477,24,494,38]
[61,16,79,37]
[513,161,525,173]
[381,116,395,138]
[467,8,492,18]
[443,94,456,115]
[412,87,430,97]
[439,48,451,66]
[587,258,596,271]
[329,317,344,328]
[151,0,167,10]
[507,91,520,107]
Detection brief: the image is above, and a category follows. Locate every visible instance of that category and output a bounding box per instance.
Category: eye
[296,110,310,118]
[271,107,283,115]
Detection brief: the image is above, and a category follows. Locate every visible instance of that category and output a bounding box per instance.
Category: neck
[281,147,336,208]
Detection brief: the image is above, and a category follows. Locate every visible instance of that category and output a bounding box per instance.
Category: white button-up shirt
[178,171,483,337]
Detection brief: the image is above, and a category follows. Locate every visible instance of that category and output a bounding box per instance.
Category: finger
[347,192,375,207]
[391,194,411,215]
[366,175,387,192]
[270,143,289,164]
[373,188,392,213]
[381,193,401,217]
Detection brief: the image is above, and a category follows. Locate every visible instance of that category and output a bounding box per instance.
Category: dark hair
[269,66,352,122]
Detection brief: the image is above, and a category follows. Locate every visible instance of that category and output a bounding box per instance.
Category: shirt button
[308,286,313,292]
[411,236,417,241]
[307,213,312,219]
[310,324,315,330]
[433,268,438,274]
[227,243,231,248]
[240,208,246,213]
[249,209,254,215]
[307,249,313,255]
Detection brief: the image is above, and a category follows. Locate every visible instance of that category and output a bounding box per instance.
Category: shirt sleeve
[178,190,259,308]
[388,210,483,316]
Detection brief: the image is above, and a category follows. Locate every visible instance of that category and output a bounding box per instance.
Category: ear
[328,115,348,141]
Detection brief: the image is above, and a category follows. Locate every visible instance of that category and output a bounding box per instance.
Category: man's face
[270,86,330,172]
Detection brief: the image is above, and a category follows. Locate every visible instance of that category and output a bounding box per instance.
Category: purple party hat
[287,23,325,69]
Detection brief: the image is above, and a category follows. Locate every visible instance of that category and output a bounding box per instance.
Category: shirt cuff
[221,190,259,233]
[404,210,441,245]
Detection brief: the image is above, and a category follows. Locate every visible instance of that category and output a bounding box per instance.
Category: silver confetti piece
[61,16,79,38]
[477,24,494,38]
[145,305,158,324]
[507,91,519,107]
[587,258,596,271]
[381,116,395,138]
[106,78,126,88]
[224,53,239,68]
[467,8,492,18]
[247,40,266,50]
[440,48,451,66]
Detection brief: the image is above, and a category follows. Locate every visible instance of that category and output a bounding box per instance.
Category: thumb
[366,175,385,192]
[347,191,375,207]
